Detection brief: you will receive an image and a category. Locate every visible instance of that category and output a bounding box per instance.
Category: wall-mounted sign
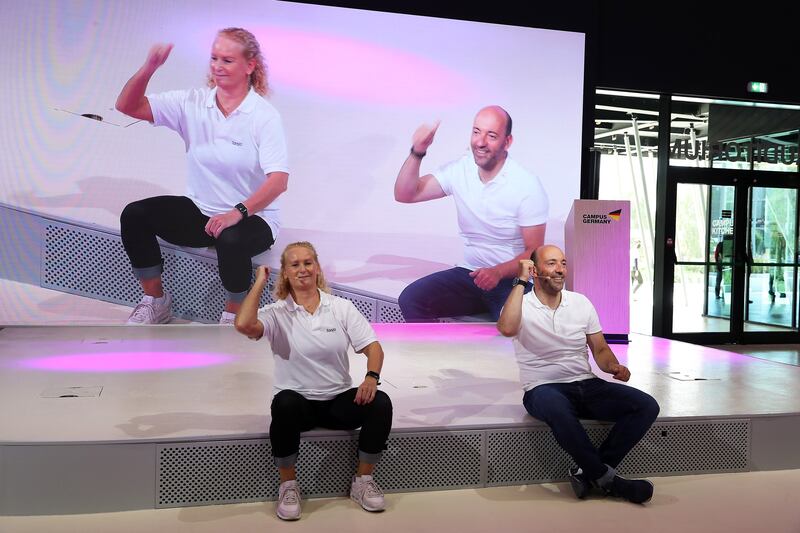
[671,138,798,165]
[747,81,769,93]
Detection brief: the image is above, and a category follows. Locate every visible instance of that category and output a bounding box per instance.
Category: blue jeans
[399,267,528,321]
[523,378,659,481]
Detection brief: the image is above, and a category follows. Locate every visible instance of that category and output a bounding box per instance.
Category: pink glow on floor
[373,322,500,342]
[18,351,231,373]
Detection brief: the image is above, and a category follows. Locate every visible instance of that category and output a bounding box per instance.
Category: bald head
[475,105,512,137]
[530,245,567,294]
[531,245,565,268]
[471,105,513,176]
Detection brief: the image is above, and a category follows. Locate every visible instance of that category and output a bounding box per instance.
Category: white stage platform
[1,324,799,515]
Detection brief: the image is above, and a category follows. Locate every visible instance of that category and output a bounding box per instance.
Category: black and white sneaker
[603,475,654,504]
[567,468,591,499]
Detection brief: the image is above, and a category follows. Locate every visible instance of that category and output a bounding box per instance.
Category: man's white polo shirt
[433,154,549,270]
[513,289,601,391]
[257,290,378,400]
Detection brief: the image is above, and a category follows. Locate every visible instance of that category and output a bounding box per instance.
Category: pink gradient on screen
[251,26,476,105]
[19,351,230,373]
[373,322,498,342]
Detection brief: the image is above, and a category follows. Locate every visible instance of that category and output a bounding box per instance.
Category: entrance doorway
[667,174,798,343]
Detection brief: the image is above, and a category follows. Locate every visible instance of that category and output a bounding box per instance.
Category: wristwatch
[511,277,530,290]
[365,370,381,385]
[409,146,426,159]
[234,202,249,218]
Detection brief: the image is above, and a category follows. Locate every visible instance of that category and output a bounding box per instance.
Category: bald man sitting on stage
[497,245,660,503]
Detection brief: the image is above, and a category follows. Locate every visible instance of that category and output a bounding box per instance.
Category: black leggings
[120,195,274,295]
[270,388,393,467]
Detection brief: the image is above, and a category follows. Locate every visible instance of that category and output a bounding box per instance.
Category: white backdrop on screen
[0,0,584,299]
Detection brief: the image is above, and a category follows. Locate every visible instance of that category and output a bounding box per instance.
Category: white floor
[2,469,799,533]
[3,322,800,444]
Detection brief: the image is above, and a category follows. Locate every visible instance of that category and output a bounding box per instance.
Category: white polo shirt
[433,154,549,270]
[257,290,378,401]
[513,289,601,391]
[148,87,290,238]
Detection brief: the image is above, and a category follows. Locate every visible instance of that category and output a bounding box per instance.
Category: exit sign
[747,81,769,93]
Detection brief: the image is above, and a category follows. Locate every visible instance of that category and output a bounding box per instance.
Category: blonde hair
[207,27,269,96]
[275,242,330,300]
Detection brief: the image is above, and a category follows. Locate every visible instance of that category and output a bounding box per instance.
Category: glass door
[668,180,799,342]
[673,184,736,334]
[744,186,798,332]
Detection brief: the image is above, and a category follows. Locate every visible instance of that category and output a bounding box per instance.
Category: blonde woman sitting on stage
[235,241,392,520]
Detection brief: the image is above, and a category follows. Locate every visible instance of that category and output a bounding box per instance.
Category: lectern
[564,199,630,341]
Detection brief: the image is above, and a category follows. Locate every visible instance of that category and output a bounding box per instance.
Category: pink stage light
[252,26,476,106]
[373,322,499,342]
[19,351,230,373]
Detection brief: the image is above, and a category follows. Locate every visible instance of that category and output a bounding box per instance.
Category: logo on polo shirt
[231,140,243,146]
[326,328,337,332]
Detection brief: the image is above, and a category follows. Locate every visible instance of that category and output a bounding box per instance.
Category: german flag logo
[608,209,622,221]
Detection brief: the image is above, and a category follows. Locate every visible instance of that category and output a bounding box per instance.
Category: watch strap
[512,277,530,290]
[410,146,426,159]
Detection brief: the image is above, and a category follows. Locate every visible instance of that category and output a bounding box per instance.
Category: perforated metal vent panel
[42,224,142,304]
[258,276,277,307]
[161,251,225,323]
[331,289,377,321]
[487,419,750,485]
[42,222,278,323]
[156,419,750,508]
[157,436,364,507]
[157,440,275,507]
[378,301,405,323]
[294,435,360,497]
[157,430,485,508]
[40,220,419,324]
[619,419,750,475]
[378,431,484,491]
[487,426,573,484]
[166,259,276,322]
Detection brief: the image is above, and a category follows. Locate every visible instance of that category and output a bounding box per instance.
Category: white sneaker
[127,294,172,325]
[350,475,385,512]
[276,480,301,521]
[219,311,236,325]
